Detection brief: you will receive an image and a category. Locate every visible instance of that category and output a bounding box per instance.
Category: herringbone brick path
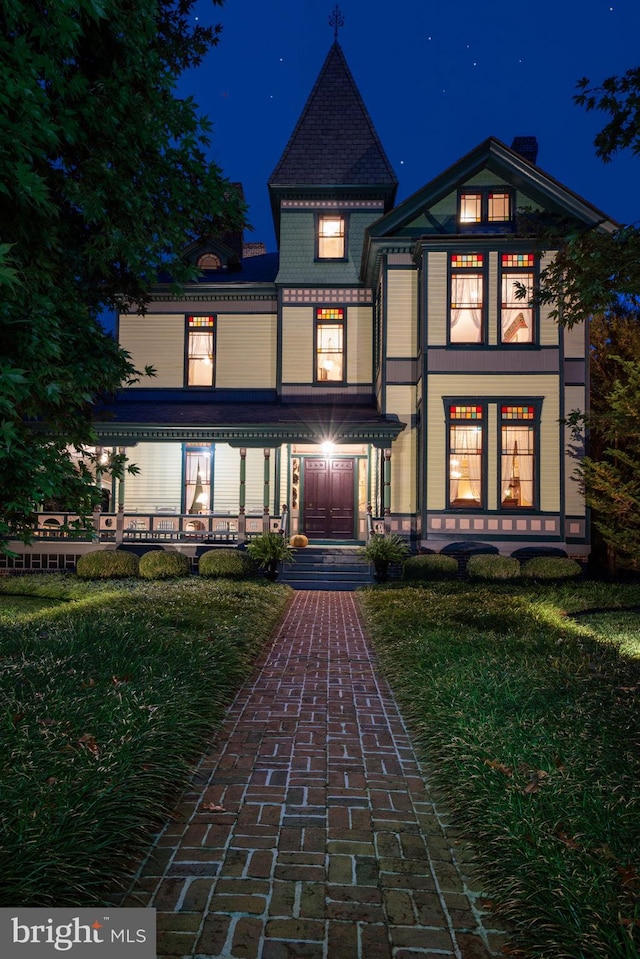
[121,591,505,958]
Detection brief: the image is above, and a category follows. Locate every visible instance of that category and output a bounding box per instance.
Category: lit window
[450,253,484,343]
[449,405,484,508]
[501,406,536,508]
[316,308,345,382]
[187,315,214,386]
[458,189,514,229]
[318,215,345,258]
[197,253,221,271]
[488,192,511,221]
[459,193,482,223]
[501,254,535,343]
[185,447,212,514]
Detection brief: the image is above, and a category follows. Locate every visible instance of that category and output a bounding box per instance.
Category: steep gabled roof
[368,137,618,238]
[269,42,397,189]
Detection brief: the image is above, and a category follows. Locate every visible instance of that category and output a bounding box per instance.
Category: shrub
[359,533,410,566]
[138,550,190,580]
[521,556,582,581]
[198,549,255,579]
[246,532,295,569]
[403,553,458,581]
[76,550,139,580]
[466,554,521,581]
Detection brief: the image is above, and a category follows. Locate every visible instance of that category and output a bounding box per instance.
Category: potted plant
[359,532,409,583]
[246,531,295,581]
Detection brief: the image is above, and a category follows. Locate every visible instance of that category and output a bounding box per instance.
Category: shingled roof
[269,42,397,189]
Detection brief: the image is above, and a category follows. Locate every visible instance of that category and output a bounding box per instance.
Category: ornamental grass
[358,581,640,959]
[0,576,290,906]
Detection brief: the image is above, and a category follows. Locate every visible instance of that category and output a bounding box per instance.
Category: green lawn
[0,574,290,906]
[358,580,640,959]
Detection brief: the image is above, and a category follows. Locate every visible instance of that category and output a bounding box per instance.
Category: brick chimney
[511,136,538,165]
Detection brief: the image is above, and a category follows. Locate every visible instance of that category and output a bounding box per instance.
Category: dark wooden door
[303,458,355,540]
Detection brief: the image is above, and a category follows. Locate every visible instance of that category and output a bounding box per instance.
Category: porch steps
[278,545,374,591]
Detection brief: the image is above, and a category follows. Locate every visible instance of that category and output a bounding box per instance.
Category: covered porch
[25,400,406,549]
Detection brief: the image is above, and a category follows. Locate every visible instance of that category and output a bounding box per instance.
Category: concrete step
[279,546,374,591]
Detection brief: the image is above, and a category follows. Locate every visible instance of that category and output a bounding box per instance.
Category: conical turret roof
[269,42,397,189]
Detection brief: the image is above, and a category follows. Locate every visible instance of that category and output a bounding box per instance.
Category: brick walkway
[121,591,505,958]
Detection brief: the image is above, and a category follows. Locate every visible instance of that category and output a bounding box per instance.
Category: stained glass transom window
[501,405,535,420]
[188,315,214,328]
[502,253,534,268]
[316,308,344,321]
[451,253,484,268]
[450,405,483,419]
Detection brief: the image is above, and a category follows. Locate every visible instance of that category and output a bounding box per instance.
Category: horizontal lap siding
[387,271,417,358]
[563,318,587,358]
[282,307,313,383]
[427,253,447,346]
[387,386,416,514]
[216,314,277,388]
[125,443,182,511]
[540,254,560,347]
[564,385,587,516]
[119,314,184,388]
[347,306,373,383]
[213,446,268,513]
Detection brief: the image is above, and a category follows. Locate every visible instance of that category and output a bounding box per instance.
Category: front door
[303,458,355,540]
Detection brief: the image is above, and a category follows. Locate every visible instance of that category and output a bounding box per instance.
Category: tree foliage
[567,309,640,573]
[521,68,640,329]
[575,69,640,162]
[535,66,640,571]
[0,0,243,546]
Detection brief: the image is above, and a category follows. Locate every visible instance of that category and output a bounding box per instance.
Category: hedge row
[404,553,582,583]
[76,549,256,581]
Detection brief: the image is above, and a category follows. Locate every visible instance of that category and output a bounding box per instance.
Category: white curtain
[188,332,213,386]
[450,426,482,505]
[317,324,344,380]
[501,427,534,507]
[451,274,482,343]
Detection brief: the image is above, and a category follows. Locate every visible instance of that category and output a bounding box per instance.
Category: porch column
[383,448,392,533]
[93,447,103,541]
[115,446,125,544]
[263,449,271,532]
[237,447,247,544]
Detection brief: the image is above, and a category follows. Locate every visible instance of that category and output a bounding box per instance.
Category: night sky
[178,0,640,253]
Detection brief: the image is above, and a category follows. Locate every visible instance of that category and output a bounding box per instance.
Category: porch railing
[30,510,286,545]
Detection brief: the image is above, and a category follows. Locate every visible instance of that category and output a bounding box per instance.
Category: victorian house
[8,41,617,572]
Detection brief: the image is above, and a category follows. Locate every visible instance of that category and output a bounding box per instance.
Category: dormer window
[197,253,221,271]
[317,215,346,259]
[458,189,514,230]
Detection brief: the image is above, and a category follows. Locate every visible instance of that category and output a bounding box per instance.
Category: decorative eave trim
[281,199,385,210]
[94,421,406,448]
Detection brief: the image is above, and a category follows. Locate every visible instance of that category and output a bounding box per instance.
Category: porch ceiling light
[321,441,335,454]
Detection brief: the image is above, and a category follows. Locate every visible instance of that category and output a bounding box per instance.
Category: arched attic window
[197,252,221,271]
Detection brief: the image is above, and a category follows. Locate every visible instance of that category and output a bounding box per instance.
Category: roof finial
[329,5,344,41]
